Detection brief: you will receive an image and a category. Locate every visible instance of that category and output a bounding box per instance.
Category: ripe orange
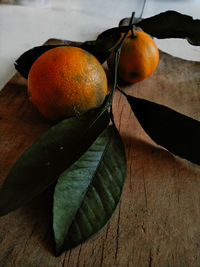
[28,46,107,121]
[109,30,159,84]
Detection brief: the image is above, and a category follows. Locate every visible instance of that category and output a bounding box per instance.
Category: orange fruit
[28,46,107,121]
[109,30,159,84]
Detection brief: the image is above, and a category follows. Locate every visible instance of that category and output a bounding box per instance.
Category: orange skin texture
[118,30,159,83]
[28,46,107,121]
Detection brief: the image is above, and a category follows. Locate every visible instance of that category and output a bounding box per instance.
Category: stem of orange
[106,12,135,123]
[130,12,137,39]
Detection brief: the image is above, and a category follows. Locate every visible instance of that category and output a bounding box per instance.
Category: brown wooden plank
[0,39,200,267]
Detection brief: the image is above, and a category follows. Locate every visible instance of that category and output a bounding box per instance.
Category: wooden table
[1,39,200,267]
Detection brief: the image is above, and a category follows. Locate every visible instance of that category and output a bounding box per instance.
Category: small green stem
[104,12,135,123]
[130,12,137,38]
[131,26,137,38]
[106,50,120,106]
[117,85,127,97]
[106,12,135,106]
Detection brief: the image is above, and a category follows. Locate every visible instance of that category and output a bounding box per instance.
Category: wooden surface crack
[143,171,148,210]
[115,202,121,261]
[148,248,152,267]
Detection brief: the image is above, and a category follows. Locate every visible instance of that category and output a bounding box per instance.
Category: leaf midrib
[60,127,112,249]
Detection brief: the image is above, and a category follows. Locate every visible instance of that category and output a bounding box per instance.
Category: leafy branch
[52,13,136,255]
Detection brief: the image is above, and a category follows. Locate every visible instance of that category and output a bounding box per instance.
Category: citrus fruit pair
[28,29,159,121]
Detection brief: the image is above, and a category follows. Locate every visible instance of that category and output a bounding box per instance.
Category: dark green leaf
[80,41,111,64]
[126,94,200,165]
[53,125,126,255]
[97,26,128,42]
[0,106,110,216]
[82,25,132,64]
[136,11,200,45]
[80,27,128,64]
[97,26,129,49]
[15,45,63,78]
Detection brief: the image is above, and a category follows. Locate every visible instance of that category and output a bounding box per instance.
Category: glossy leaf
[0,106,110,216]
[96,26,127,48]
[15,45,63,78]
[53,125,126,255]
[136,11,200,45]
[126,94,200,165]
[80,41,111,64]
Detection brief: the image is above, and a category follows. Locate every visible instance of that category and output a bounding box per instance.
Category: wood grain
[1,39,200,267]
